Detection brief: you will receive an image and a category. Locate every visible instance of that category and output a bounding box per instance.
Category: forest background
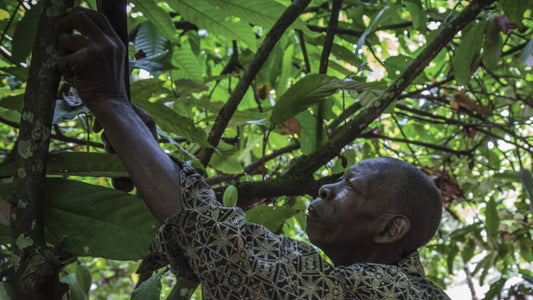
[0,0,532,299]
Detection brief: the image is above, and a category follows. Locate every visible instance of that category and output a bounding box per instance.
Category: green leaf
[0,282,16,300]
[0,67,28,82]
[484,277,507,300]
[461,238,476,263]
[172,46,203,82]
[271,74,342,125]
[131,273,162,300]
[499,0,532,25]
[130,0,178,42]
[44,178,159,260]
[11,1,42,63]
[452,21,486,85]
[446,244,458,274]
[205,0,308,32]
[245,203,300,233]
[168,0,257,52]
[384,55,428,85]
[405,1,427,32]
[482,21,502,71]
[520,39,533,66]
[135,21,169,57]
[485,197,500,235]
[209,152,244,174]
[132,21,172,74]
[75,264,92,296]
[60,273,88,300]
[295,110,327,155]
[0,94,24,112]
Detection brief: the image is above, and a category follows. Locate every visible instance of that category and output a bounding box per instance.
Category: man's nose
[318,185,334,201]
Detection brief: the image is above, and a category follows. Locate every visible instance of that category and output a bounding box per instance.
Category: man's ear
[374,215,410,244]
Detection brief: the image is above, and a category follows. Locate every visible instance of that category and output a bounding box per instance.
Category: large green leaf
[295,110,327,155]
[452,21,486,85]
[209,152,244,174]
[135,21,169,57]
[44,178,159,260]
[168,0,257,52]
[130,0,178,42]
[171,46,203,82]
[482,21,502,71]
[0,94,24,112]
[205,0,308,32]
[0,152,128,178]
[11,1,42,63]
[270,74,342,125]
[131,273,162,300]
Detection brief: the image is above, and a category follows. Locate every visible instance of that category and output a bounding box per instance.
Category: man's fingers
[63,7,120,40]
[57,56,75,82]
[58,9,104,41]
[58,33,90,55]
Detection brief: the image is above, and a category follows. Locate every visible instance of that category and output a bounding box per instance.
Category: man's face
[306,159,397,249]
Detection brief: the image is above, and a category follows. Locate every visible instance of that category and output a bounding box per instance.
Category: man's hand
[58,7,127,110]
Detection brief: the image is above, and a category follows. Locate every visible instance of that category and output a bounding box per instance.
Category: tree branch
[198,0,311,167]
[319,0,343,74]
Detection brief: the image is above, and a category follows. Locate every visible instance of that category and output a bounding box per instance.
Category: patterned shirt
[139,159,451,299]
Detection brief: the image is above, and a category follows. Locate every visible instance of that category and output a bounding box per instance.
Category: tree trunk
[10,0,73,298]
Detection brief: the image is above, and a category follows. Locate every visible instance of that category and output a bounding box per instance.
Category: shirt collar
[397,251,426,278]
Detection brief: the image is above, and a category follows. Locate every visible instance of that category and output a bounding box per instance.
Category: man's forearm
[92,99,182,222]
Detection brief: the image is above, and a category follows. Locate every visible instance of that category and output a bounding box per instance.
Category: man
[58,8,451,299]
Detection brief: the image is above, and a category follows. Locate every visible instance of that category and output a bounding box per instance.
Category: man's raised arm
[57,8,181,222]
